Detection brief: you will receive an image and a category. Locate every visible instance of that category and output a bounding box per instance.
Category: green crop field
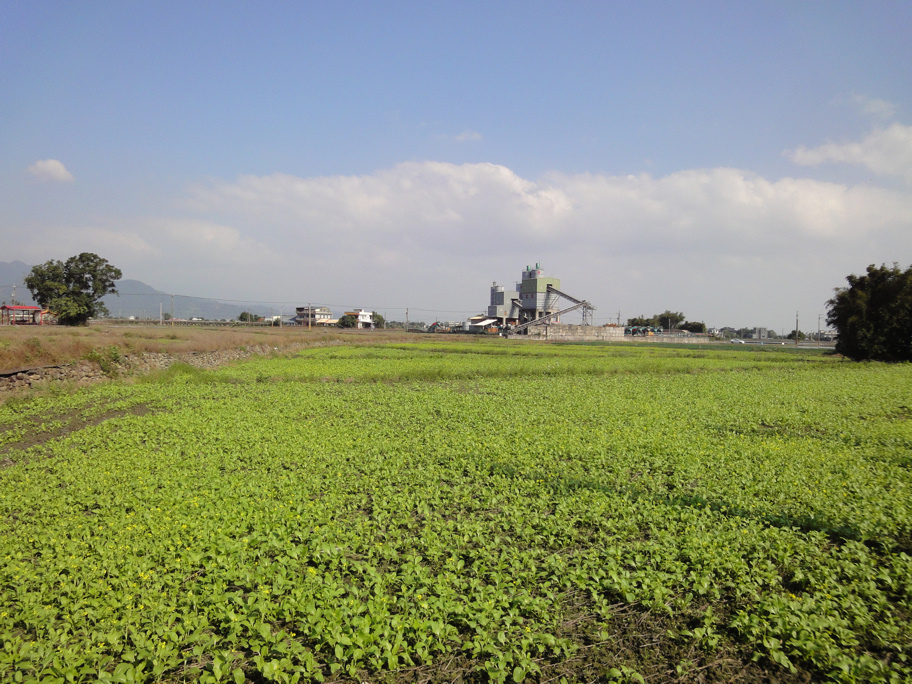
[1,340,910,683]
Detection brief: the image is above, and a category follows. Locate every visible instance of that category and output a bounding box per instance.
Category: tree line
[626,310,706,333]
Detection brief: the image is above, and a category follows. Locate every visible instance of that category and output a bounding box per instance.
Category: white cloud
[8,224,158,281]
[189,162,576,258]
[434,129,483,142]
[786,123,912,183]
[455,130,482,142]
[153,219,275,259]
[27,159,74,183]
[130,217,285,281]
[119,219,286,297]
[852,94,896,119]
[192,162,911,258]
[70,227,157,258]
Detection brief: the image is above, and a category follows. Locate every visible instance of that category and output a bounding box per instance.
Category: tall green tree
[337,314,357,328]
[371,312,385,329]
[827,263,912,362]
[25,253,121,326]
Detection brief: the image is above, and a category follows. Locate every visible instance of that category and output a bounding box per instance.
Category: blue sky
[2,1,911,330]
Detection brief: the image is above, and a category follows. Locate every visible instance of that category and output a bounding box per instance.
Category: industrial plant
[472,264,624,341]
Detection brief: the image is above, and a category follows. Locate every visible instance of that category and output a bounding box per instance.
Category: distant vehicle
[730,338,745,344]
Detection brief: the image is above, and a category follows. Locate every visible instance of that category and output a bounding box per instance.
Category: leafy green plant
[84,345,122,376]
[0,341,910,682]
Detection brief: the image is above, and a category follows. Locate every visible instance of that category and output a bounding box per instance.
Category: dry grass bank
[0,323,418,372]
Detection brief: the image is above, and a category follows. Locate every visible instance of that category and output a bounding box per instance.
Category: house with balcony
[294,306,333,327]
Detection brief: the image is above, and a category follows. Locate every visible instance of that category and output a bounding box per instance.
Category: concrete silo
[487,281,521,326]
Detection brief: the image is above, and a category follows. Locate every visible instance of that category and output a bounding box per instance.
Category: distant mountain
[104,280,272,320]
[0,261,270,320]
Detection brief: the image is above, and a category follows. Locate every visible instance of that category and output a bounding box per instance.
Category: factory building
[486,264,564,327]
[478,263,603,338]
[517,263,562,325]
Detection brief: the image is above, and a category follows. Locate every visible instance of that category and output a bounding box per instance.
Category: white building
[344,309,374,329]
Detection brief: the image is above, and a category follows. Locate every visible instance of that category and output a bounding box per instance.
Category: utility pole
[171,295,174,328]
[795,311,799,346]
[308,302,311,330]
[406,308,409,331]
[11,286,16,306]
[617,311,621,326]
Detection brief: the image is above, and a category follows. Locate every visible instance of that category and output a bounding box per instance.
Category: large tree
[25,253,122,326]
[827,263,912,362]
[678,321,706,334]
[626,310,687,329]
[656,310,685,330]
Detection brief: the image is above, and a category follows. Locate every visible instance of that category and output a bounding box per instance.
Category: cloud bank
[787,123,912,183]
[27,159,74,183]
[191,161,911,259]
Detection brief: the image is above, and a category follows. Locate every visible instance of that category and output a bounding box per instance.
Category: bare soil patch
[0,401,155,466]
[0,324,425,399]
[0,323,416,371]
